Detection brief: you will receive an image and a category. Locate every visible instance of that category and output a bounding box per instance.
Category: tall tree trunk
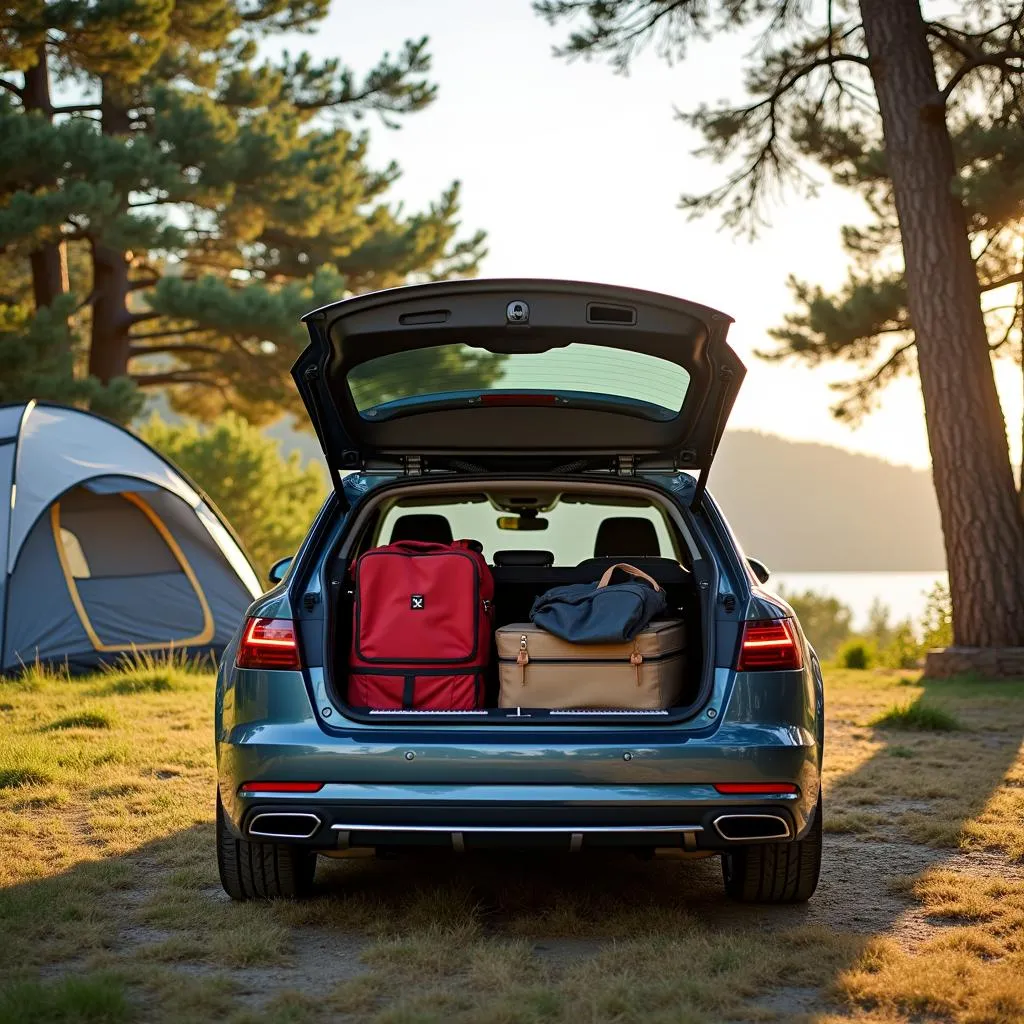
[22,46,69,313]
[88,79,134,384]
[859,0,1024,647]
[87,241,132,383]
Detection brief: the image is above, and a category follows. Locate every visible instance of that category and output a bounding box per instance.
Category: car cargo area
[321,481,710,723]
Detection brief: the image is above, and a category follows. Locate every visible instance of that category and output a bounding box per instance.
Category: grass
[45,709,117,731]
[0,974,130,1024]
[870,697,963,731]
[0,661,1023,1022]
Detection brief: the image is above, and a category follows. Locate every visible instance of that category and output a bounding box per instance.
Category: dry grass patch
[1,664,1023,1023]
[836,870,1024,1023]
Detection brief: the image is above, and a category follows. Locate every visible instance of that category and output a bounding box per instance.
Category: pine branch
[984,270,1024,292]
[129,326,217,342]
[132,371,222,387]
[129,342,222,358]
[829,337,918,421]
[926,21,979,60]
[940,48,1024,103]
[0,79,24,99]
[681,49,873,232]
[52,103,103,114]
[601,0,693,55]
[846,338,918,388]
[128,311,162,325]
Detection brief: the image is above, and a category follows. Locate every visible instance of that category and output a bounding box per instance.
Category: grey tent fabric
[7,404,202,572]
[5,509,91,669]
[73,575,208,647]
[0,401,263,672]
[0,406,26,440]
[0,441,15,635]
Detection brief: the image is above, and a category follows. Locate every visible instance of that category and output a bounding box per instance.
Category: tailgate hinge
[615,455,636,476]
[403,454,423,476]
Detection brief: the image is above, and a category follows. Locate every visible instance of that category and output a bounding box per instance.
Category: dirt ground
[2,664,1023,1023]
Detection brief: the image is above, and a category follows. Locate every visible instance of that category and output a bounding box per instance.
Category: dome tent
[0,401,262,673]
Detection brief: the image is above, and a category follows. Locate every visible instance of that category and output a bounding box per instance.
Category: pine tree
[0,2,490,423]
[764,118,1023,440]
[537,0,1024,650]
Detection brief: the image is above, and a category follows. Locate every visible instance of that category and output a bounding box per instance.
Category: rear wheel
[721,792,822,903]
[216,792,317,901]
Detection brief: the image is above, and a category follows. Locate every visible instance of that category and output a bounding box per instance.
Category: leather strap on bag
[516,633,529,685]
[597,562,662,592]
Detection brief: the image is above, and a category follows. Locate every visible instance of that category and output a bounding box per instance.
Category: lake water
[771,571,948,630]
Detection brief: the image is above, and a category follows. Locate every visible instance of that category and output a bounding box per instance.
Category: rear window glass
[347,343,691,419]
[377,497,678,566]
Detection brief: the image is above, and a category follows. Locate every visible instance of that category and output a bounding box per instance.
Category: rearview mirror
[496,515,549,531]
[748,558,770,584]
[268,556,293,584]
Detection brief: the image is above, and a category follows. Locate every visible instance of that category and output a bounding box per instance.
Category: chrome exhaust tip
[248,812,322,840]
[712,814,792,842]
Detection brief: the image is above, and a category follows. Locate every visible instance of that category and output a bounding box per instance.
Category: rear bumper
[221,781,815,852]
[216,664,823,851]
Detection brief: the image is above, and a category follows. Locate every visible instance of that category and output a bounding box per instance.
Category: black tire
[216,792,317,901]
[721,792,822,903]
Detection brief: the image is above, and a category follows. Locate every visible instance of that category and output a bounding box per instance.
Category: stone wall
[924,646,1024,680]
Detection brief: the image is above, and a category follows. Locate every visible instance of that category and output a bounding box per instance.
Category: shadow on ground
[3,677,1023,1022]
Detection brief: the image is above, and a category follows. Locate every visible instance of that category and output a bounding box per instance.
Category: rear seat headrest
[594,517,661,558]
[388,513,453,545]
[492,550,555,567]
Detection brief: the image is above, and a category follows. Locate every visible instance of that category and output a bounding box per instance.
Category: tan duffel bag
[496,618,687,710]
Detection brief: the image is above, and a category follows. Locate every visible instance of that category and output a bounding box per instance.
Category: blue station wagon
[215,279,824,904]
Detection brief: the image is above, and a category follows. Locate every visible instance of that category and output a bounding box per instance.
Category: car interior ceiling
[328,492,703,711]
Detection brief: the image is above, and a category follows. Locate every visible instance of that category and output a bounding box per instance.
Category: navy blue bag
[529,562,668,644]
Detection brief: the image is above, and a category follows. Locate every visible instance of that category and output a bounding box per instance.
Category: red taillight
[236,617,300,670]
[737,618,803,671]
[714,782,799,795]
[480,394,558,406]
[239,781,323,793]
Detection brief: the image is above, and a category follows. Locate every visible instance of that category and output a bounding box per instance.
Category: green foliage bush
[777,587,853,660]
[140,413,326,578]
[920,582,954,650]
[876,622,922,670]
[837,639,875,670]
[785,581,949,670]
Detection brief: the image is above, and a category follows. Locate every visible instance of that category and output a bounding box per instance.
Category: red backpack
[349,539,495,711]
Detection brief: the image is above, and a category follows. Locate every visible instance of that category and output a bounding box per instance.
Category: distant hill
[264,419,946,572]
[710,431,945,571]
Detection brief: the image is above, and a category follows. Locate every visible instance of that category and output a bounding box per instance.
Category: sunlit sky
[275,0,1023,471]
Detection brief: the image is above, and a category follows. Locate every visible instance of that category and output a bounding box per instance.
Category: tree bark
[22,46,69,313]
[87,240,133,383]
[859,0,1024,646]
[88,80,135,384]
